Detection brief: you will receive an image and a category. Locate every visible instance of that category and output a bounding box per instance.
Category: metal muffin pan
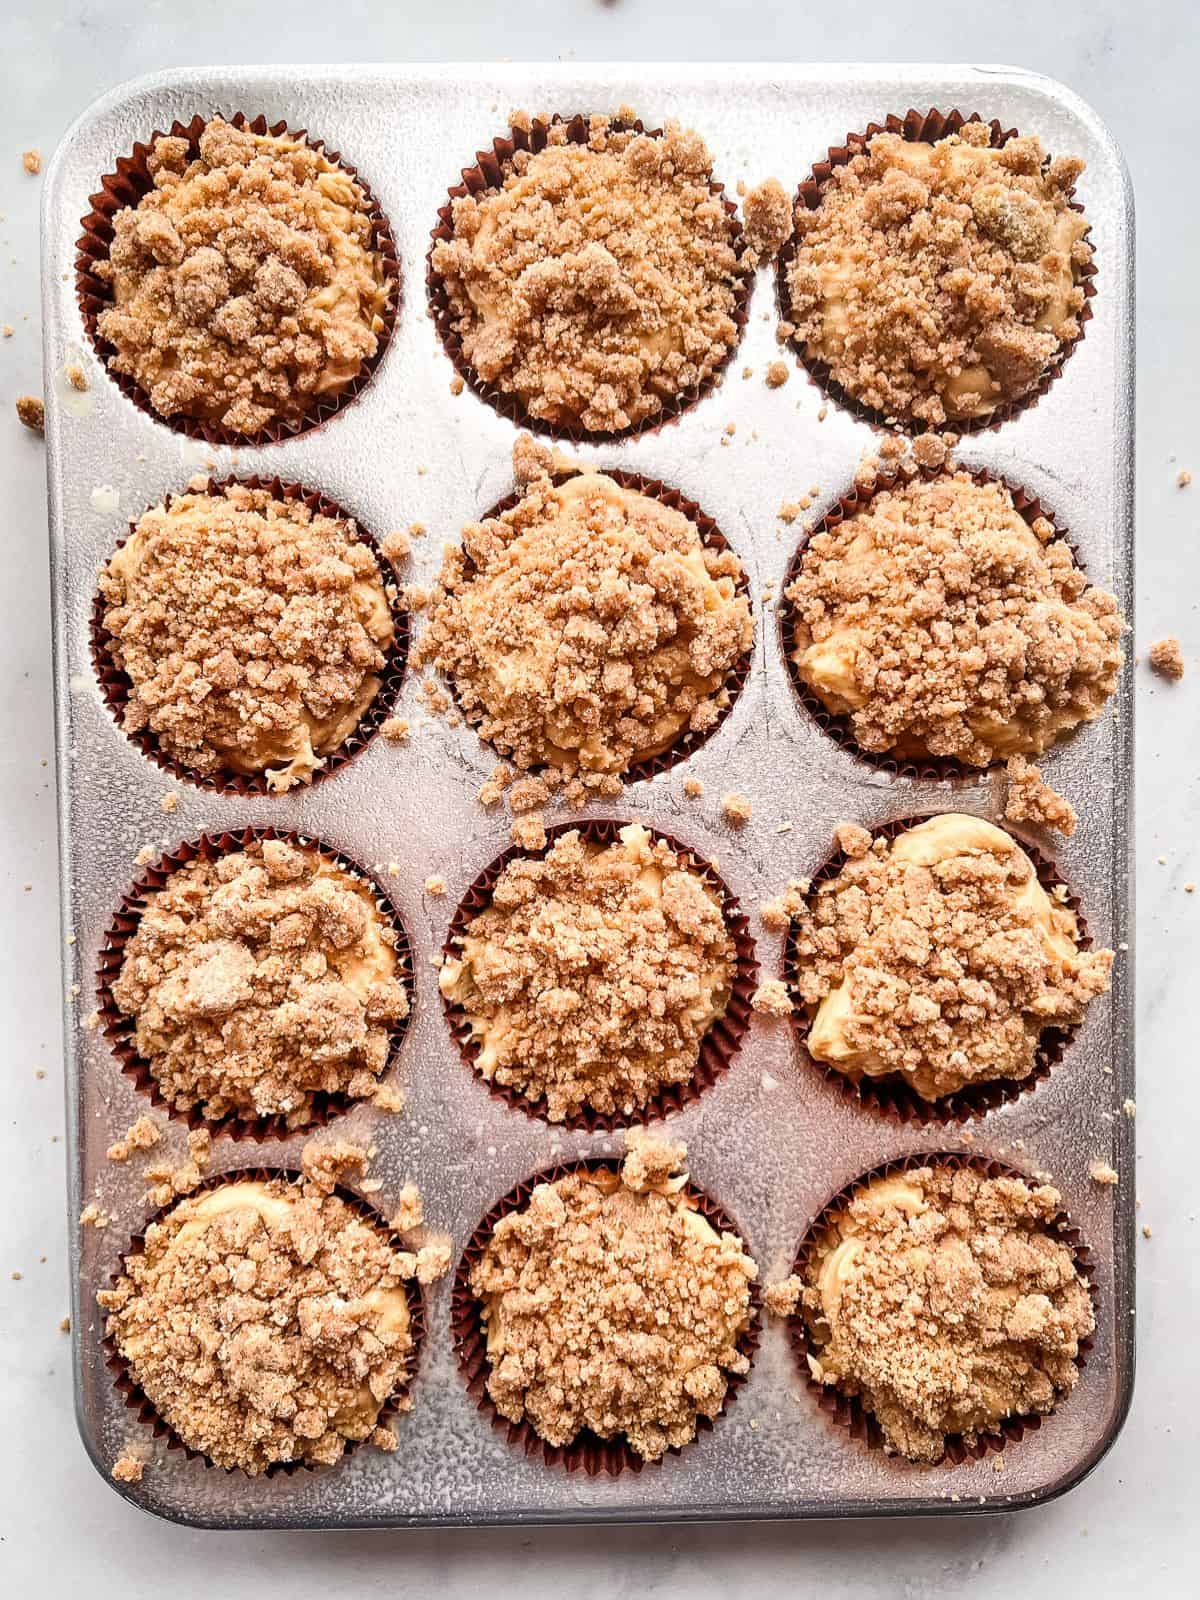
[42,64,1134,1528]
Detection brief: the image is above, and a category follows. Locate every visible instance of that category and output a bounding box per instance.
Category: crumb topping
[441,824,736,1121]
[430,116,744,433]
[787,472,1124,765]
[1149,635,1185,680]
[1004,755,1077,837]
[111,840,407,1125]
[16,394,44,432]
[98,485,395,788]
[416,454,751,783]
[788,814,1112,1100]
[785,124,1092,424]
[99,1176,420,1473]
[95,119,388,433]
[742,178,793,268]
[796,1164,1093,1461]
[469,1134,756,1459]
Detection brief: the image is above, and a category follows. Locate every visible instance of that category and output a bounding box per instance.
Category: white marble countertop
[1,2,1195,1593]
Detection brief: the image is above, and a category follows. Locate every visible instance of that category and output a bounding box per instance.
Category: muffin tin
[43,64,1134,1527]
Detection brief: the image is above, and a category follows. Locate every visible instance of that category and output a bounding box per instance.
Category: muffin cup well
[436,468,753,788]
[452,1156,761,1477]
[782,813,1093,1125]
[95,827,415,1142]
[426,112,752,443]
[778,463,1089,782]
[784,1151,1096,1465]
[90,475,409,795]
[775,108,1097,436]
[76,113,401,446]
[102,1167,427,1478]
[441,817,758,1131]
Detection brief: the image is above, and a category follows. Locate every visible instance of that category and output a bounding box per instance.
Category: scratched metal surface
[40,63,1134,1529]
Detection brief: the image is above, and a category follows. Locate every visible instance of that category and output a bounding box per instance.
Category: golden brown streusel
[440,824,736,1122]
[98,484,395,789]
[751,979,793,1017]
[1148,635,1185,680]
[787,472,1124,765]
[793,1164,1093,1461]
[15,394,44,432]
[721,791,751,826]
[111,840,407,1126]
[1088,1159,1118,1186]
[430,116,744,433]
[95,119,388,434]
[785,123,1092,425]
[106,1115,162,1164]
[787,814,1112,1100]
[1004,755,1077,837]
[23,148,41,175]
[469,1133,756,1459]
[99,1176,421,1473]
[416,453,751,786]
[111,1452,145,1484]
[742,178,793,269]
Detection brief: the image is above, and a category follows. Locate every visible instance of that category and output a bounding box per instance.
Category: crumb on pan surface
[430,115,745,433]
[111,839,408,1126]
[786,471,1124,766]
[97,483,396,789]
[441,824,736,1122]
[468,1133,756,1459]
[99,1175,422,1474]
[784,123,1092,426]
[415,446,751,790]
[785,813,1112,1100]
[94,118,389,434]
[778,1163,1093,1462]
[1004,755,1077,837]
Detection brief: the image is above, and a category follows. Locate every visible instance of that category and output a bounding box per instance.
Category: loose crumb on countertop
[1148,636,1185,680]
[765,360,790,387]
[1178,469,1192,488]
[23,149,41,175]
[16,394,44,432]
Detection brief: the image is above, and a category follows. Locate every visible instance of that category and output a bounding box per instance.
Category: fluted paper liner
[76,113,400,445]
[784,1152,1096,1465]
[441,818,758,1131]
[437,468,752,787]
[778,463,1093,782]
[775,108,1097,436]
[96,828,415,1141]
[102,1167,427,1478]
[782,814,1094,1125]
[452,1157,761,1476]
[90,475,409,795]
[426,112,752,442]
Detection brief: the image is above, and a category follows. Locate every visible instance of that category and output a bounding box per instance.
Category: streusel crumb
[111,840,407,1126]
[787,472,1124,765]
[785,124,1092,424]
[430,117,744,433]
[95,119,388,433]
[798,1164,1093,1461]
[106,1116,162,1163]
[721,791,751,825]
[1148,636,1185,680]
[99,1176,420,1473]
[751,979,793,1017]
[23,149,41,175]
[416,449,751,785]
[468,1133,756,1459]
[98,485,395,789]
[788,814,1111,1100]
[440,824,736,1121]
[1004,755,1077,837]
[16,394,44,432]
[742,178,793,269]
[1088,1159,1118,1186]
[111,1453,145,1484]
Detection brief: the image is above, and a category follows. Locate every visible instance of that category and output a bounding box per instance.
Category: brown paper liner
[784,1151,1096,1465]
[426,112,752,442]
[452,1157,761,1476]
[775,109,1097,436]
[90,475,409,795]
[102,1167,427,1478]
[435,468,752,788]
[782,813,1094,1125]
[76,113,401,445]
[95,827,414,1141]
[778,464,1091,782]
[441,818,758,1131]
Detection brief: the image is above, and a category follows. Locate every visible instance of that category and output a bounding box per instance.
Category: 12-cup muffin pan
[42,65,1134,1527]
